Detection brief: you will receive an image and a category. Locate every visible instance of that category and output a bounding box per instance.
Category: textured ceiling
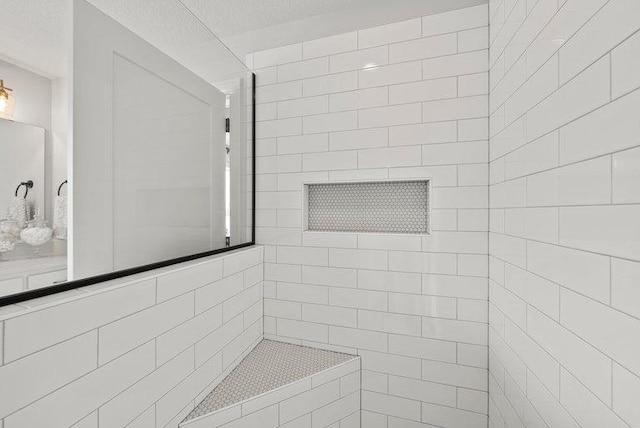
[1,0,487,79]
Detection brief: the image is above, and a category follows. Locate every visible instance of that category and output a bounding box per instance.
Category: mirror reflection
[0,0,254,301]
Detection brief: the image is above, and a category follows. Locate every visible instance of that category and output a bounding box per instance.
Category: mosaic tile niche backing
[306,180,429,234]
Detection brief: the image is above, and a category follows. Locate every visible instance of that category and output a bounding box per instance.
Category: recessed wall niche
[303,180,430,234]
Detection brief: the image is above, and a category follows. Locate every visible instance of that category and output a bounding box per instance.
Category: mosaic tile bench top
[183,340,356,422]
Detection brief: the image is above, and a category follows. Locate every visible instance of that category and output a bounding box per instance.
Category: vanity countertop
[0,254,67,281]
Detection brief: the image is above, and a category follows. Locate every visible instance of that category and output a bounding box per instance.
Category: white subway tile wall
[250,5,489,427]
[489,0,640,427]
[0,247,263,428]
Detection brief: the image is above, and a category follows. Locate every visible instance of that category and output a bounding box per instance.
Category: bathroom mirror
[0,0,254,304]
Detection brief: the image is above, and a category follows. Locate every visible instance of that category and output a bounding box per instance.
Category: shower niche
[303,179,430,235]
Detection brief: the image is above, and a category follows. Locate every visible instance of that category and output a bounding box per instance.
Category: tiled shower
[1,0,639,427]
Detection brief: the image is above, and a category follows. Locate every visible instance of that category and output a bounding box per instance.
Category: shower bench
[179,340,361,428]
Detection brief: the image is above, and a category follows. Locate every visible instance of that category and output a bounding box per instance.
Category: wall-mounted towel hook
[57,180,68,196]
[14,180,34,198]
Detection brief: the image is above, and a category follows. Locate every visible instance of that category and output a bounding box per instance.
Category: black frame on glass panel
[0,73,257,307]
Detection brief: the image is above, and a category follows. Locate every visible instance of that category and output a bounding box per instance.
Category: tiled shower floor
[182,340,356,422]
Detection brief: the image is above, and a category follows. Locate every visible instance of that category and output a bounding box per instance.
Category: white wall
[488,0,640,427]
[0,246,263,428]
[249,5,490,427]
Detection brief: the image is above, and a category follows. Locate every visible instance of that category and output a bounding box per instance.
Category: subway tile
[611,29,640,98]
[392,333,454,364]
[421,402,488,427]
[277,318,328,343]
[194,315,243,367]
[329,288,387,311]
[257,117,303,138]
[329,168,389,182]
[358,270,421,294]
[458,343,488,368]
[422,4,488,37]
[560,369,628,428]
[330,46,389,74]
[358,310,422,336]
[223,284,260,322]
[329,249,388,270]
[528,241,610,304]
[277,133,328,155]
[4,342,155,428]
[526,371,580,428]
[389,293,456,319]
[612,363,640,428]
[422,317,487,345]
[254,66,278,86]
[422,274,488,300]
[329,87,388,112]
[388,165,457,186]
[458,27,490,52]
[527,55,610,142]
[504,132,558,180]
[422,359,487,390]
[303,72,358,97]
[458,388,488,414]
[459,117,489,141]
[459,72,489,97]
[98,348,193,428]
[359,18,422,48]
[388,375,456,407]
[280,380,339,423]
[312,391,359,427]
[358,146,422,169]
[505,207,559,244]
[302,304,357,328]
[195,272,245,314]
[277,246,329,266]
[256,81,303,103]
[504,264,559,320]
[303,150,358,171]
[363,391,421,421]
[458,298,488,322]
[422,231,488,254]
[278,282,328,305]
[157,260,223,302]
[389,77,457,105]
[527,156,611,207]
[329,325,387,352]
[277,96,328,119]
[389,33,458,63]
[358,104,422,129]
[389,121,458,147]
[422,50,488,80]
[303,111,357,134]
[303,32,357,59]
[559,0,640,84]
[302,233,358,249]
[560,205,640,261]
[423,141,488,165]
[265,298,301,320]
[612,145,640,204]
[359,61,423,89]
[423,96,489,122]
[329,128,388,151]
[278,57,329,82]
[528,306,612,404]
[302,266,357,288]
[0,331,97,419]
[458,163,489,186]
[257,155,302,174]
[389,251,457,275]
[99,293,193,365]
[3,280,155,363]
[254,44,302,68]
[561,289,640,375]
[156,304,222,366]
[611,258,640,319]
[559,89,640,164]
